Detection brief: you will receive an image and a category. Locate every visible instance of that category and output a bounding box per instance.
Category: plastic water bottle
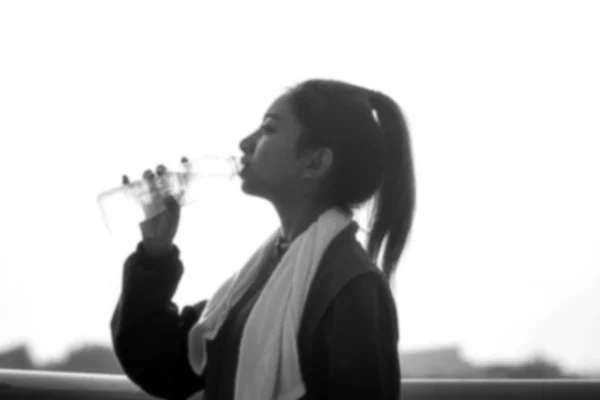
[97,155,241,233]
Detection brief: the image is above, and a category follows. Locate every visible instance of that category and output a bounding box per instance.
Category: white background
[0,0,599,374]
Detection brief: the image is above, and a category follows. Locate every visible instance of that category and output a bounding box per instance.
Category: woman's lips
[239,157,251,177]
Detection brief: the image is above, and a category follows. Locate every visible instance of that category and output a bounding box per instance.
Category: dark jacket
[111,222,401,400]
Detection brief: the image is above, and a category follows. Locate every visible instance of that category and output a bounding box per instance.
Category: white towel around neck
[187,207,352,400]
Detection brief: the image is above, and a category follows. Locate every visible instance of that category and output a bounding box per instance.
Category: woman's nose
[239,132,256,154]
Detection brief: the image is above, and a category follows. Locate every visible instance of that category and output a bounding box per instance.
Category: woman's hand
[139,166,182,257]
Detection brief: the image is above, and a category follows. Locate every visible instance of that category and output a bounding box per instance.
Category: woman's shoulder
[318,221,384,282]
[304,223,388,321]
[299,222,395,351]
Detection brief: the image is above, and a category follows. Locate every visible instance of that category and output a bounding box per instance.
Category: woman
[111,79,416,400]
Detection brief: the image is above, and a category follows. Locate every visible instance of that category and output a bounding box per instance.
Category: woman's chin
[240,180,251,194]
[240,179,258,196]
[240,179,271,201]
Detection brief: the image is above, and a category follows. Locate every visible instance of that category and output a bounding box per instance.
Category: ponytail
[366,92,416,280]
[287,79,415,280]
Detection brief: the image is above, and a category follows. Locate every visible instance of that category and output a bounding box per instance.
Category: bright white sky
[1,0,599,375]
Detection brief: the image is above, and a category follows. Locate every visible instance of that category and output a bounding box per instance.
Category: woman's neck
[273,199,330,243]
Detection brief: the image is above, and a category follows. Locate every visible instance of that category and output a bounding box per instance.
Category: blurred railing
[1,369,600,399]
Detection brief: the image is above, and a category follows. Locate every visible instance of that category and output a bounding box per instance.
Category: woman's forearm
[111,244,206,400]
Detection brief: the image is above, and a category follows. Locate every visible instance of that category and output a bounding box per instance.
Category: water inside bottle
[97,155,241,233]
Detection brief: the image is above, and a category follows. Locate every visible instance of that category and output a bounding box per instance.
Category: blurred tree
[40,344,123,374]
[483,355,574,379]
[0,344,34,370]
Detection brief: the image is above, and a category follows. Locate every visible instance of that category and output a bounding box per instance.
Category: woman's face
[238,93,309,203]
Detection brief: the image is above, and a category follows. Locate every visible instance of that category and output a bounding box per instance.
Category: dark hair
[287,79,416,280]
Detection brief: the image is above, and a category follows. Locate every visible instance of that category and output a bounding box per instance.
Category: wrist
[139,241,176,258]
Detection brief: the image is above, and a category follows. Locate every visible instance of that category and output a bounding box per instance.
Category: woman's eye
[262,125,276,134]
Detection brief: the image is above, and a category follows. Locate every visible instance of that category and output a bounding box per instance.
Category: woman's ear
[301,147,333,180]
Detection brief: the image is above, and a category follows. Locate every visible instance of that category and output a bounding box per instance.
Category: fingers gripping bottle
[97,155,241,233]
